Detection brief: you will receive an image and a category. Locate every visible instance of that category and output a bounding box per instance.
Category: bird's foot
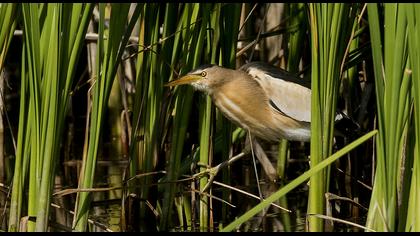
[192,163,223,193]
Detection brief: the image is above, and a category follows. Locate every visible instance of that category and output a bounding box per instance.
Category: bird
[165,61,314,142]
[165,61,358,191]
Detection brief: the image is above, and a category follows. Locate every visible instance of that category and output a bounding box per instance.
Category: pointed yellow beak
[165,74,202,87]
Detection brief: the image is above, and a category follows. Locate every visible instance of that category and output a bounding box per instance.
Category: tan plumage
[165,62,312,142]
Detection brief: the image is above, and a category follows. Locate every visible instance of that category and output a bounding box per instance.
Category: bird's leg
[196,134,259,192]
[248,132,275,230]
[248,131,264,202]
[249,136,278,182]
[197,151,248,192]
[197,134,278,193]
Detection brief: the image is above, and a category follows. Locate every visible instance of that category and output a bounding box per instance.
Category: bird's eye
[201,71,207,77]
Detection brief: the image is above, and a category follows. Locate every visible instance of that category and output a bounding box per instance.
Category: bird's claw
[201,165,221,192]
[192,164,222,193]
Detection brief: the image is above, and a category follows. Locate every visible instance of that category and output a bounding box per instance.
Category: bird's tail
[334,111,361,138]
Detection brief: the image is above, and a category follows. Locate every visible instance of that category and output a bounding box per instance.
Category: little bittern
[166,62,358,191]
[166,61,314,142]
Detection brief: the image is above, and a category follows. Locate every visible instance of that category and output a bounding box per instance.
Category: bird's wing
[240,62,311,123]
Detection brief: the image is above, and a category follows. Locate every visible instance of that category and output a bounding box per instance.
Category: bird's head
[165,64,231,93]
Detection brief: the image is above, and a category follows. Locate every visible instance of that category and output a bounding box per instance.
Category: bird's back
[240,62,311,89]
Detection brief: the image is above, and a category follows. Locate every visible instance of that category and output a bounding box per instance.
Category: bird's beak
[165,74,201,87]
